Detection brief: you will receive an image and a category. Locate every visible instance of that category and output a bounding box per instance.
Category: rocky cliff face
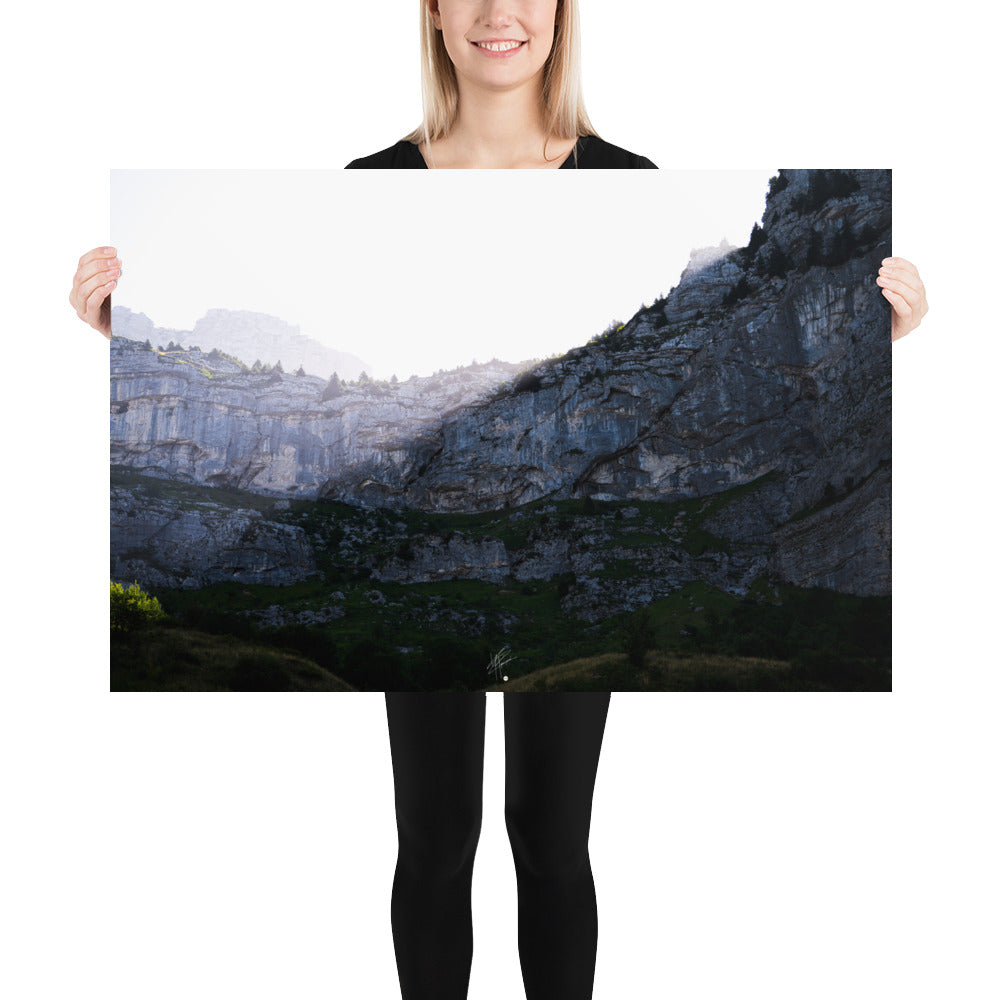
[111,170,891,597]
[110,477,319,589]
[110,348,525,497]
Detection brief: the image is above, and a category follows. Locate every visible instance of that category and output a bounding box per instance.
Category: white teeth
[476,40,523,52]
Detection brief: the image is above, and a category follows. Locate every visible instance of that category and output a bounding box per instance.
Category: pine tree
[768,171,790,197]
[321,373,343,401]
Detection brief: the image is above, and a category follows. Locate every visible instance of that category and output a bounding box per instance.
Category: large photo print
[110,169,891,691]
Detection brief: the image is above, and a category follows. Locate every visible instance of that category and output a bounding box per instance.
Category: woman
[71,3,928,998]
[346,0,654,169]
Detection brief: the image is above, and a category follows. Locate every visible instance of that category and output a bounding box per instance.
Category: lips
[471,38,527,55]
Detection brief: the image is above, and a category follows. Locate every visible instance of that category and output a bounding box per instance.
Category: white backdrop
[3,2,997,999]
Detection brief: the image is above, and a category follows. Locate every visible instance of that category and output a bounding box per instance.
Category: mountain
[111,306,370,380]
[111,169,891,599]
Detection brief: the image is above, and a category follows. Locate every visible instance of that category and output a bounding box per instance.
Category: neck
[448,78,551,167]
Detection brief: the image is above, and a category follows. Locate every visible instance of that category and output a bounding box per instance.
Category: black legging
[385,691,611,1000]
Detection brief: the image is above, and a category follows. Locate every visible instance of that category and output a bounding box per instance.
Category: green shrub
[513,369,544,394]
[111,580,168,632]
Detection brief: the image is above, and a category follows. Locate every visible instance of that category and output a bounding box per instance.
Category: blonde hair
[402,0,599,158]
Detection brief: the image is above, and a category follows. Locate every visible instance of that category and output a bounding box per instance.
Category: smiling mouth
[471,39,527,53]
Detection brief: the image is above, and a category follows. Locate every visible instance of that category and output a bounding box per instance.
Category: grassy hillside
[487,648,889,692]
[110,625,355,692]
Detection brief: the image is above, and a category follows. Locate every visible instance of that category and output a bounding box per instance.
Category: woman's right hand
[69,246,121,340]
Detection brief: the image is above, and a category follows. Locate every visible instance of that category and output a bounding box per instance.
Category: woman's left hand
[877,257,928,342]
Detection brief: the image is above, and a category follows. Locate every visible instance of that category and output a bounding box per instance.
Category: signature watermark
[487,645,514,683]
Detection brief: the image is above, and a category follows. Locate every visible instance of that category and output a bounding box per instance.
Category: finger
[75,254,122,294]
[880,258,925,294]
[77,246,116,269]
[84,277,116,327]
[876,274,920,302]
[877,272,929,325]
[71,258,120,323]
[75,257,122,296]
[880,286,912,319]
[881,256,918,276]
[77,261,122,308]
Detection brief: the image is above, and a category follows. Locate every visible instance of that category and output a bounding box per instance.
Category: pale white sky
[111,169,777,379]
